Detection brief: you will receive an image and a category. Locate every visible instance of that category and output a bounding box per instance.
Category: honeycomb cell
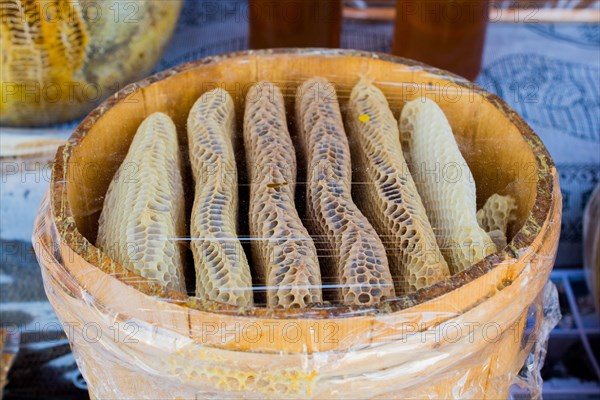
[97,112,186,293]
[399,98,496,274]
[243,82,322,308]
[295,77,395,305]
[187,88,254,306]
[346,79,450,293]
[477,194,518,249]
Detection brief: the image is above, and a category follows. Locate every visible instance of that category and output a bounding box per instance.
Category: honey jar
[392,0,490,80]
[249,0,342,49]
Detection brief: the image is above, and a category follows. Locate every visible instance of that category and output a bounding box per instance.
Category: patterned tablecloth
[0,1,598,398]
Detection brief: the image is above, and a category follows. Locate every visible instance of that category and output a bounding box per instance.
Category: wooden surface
[33,50,562,398]
[343,4,600,23]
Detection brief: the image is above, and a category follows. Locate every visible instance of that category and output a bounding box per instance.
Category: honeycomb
[96,113,186,293]
[477,194,518,249]
[167,352,316,397]
[1,0,182,126]
[295,77,396,305]
[399,98,497,274]
[0,0,88,115]
[187,88,254,306]
[346,79,450,293]
[95,81,512,306]
[243,82,323,308]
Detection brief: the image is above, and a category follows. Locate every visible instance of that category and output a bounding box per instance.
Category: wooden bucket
[33,49,561,399]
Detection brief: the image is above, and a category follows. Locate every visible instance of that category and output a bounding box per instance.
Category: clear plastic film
[32,50,563,399]
[583,183,600,317]
[0,328,19,399]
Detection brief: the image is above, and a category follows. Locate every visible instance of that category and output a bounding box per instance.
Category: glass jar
[392,0,490,80]
[249,0,342,49]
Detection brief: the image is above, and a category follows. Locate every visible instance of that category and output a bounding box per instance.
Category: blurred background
[1,0,599,398]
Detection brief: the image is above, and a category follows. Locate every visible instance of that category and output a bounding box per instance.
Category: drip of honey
[392,0,490,80]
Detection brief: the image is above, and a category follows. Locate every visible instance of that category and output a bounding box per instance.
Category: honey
[249,0,342,49]
[392,0,489,80]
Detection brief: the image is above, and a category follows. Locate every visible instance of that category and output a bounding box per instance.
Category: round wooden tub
[33,49,561,399]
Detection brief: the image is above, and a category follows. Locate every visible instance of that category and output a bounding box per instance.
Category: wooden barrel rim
[50,48,558,319]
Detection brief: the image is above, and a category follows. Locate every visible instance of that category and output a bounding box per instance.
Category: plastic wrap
[583,183,600,317]
[0,328,19,400]
[32,49,562,399]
